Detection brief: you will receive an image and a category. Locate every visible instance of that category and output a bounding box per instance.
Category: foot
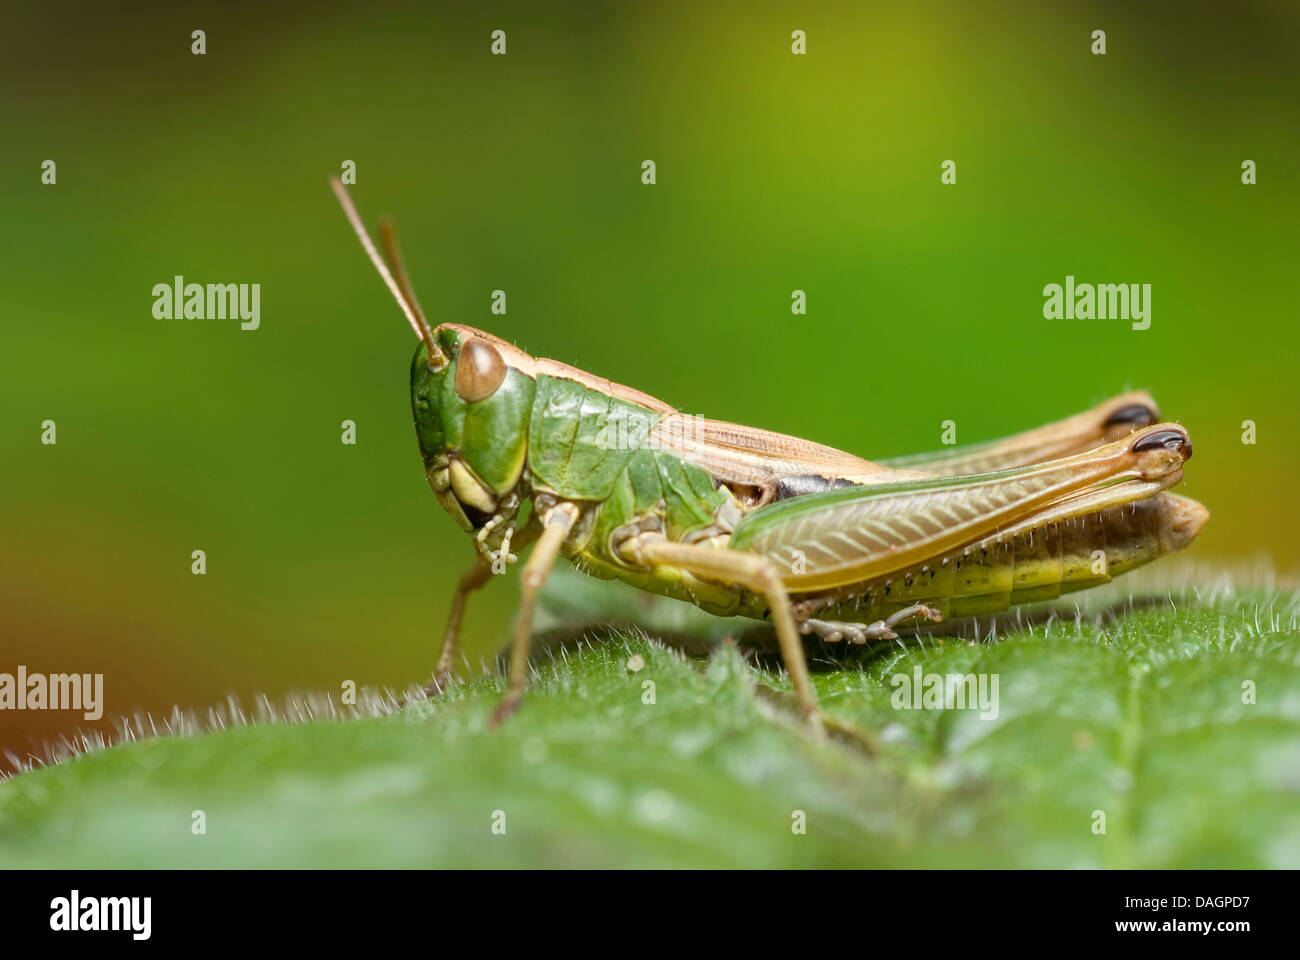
[804,705,827,741]
[423,669,457,699]
[819,711,878,754]
[488,688,523,729]
[800,603,943,644]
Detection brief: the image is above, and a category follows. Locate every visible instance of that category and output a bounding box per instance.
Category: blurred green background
[2,0,1297,766]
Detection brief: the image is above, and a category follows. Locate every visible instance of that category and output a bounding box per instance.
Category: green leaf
[1,569,1297,868]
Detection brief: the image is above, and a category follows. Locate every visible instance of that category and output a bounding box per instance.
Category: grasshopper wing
[877,391,1161,477]
[729,423,1192,592]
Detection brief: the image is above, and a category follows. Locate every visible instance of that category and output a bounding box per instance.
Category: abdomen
[793,493,1203,625]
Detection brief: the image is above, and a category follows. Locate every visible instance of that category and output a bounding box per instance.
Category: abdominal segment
[791,494,1192,626]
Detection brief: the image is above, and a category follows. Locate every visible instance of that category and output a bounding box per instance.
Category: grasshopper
[331,180,1207,735]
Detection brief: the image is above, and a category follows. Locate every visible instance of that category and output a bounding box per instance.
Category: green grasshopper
[331,179,1207,735]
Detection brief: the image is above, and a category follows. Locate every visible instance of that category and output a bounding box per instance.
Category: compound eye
[455,338,506,402]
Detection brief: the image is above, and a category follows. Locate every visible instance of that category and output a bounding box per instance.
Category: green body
[410,329,1179,631]
[411,330,742,610]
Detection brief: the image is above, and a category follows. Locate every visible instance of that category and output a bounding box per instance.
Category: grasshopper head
[411,326,536,531]
[332,179,539,532]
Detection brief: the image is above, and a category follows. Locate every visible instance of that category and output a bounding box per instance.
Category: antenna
[329,177,446,369]
[378,216,428,331]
